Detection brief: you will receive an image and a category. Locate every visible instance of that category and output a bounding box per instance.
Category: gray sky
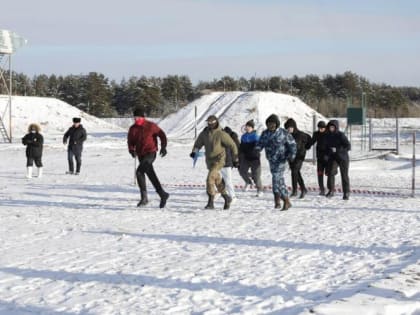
[2,0,420,86]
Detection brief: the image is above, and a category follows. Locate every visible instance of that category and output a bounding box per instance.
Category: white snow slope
[159,92,324,139]
[0,94,419,315]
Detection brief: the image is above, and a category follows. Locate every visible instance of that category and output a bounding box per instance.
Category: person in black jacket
[239,120,263,196]
[22,123,44,178]
[325,120,351,200]
[221,126,240,202]
[309,121,328,195]
[63,117,87,175]
[284,118,312,198]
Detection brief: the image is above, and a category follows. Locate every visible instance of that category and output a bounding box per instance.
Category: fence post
[368,118,373,151]
[312,114,316,165]
[396,117,400,155]
[412,131,416,197]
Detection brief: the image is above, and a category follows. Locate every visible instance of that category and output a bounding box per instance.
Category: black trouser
[327,158,350,193]
[27,157,43,167]
[238,158,262,190]
[289,159,306,192]
[68,146,82,173]
[316,158,327,191]
[136,153,163,193]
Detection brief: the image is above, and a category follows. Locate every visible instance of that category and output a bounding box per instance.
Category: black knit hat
[72,117,81,123]
[284,118,297,130]
[133,106,145,117]
[265,114,280,129]
[317,121,326,128]
[245,119,255,128]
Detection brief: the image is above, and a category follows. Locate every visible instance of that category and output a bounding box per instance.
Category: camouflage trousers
[269,162,288,198]
[206,161,226,196]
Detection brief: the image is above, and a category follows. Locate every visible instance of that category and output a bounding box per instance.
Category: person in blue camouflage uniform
[256,114,297,210]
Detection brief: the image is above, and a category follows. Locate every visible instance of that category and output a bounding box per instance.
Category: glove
[160,147,167,157]
[129,150,136,158]
[190,152,196,159]
[232,159,240,168]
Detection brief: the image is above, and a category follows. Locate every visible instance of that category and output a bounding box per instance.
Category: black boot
[290,190,297,197]
[157,190,169,208]
[326,191,335,198]
[319,188,325,196]
[274,193,281,209]
[343,192,350,200]
[281,196,292,211]
[222,193,232,210]
[318,175,325,195]
[299,187,307,199]
[205,194,215,209]
[137,190,148,207]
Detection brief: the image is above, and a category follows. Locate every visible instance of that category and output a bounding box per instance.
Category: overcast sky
[2,0,420,86]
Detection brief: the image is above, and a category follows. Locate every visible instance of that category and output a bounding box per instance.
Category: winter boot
[290,190,297,197]
[343,192,350,200]
[37,167,43,178]
[137,190,148,207]
[281,196,292,211]
[205,194,215,209]
[319,188,325,196]
[299,187,307,199]
[157,190,169,208]
[26,167,33,179]
[318,175,325,195]
[222,193,232,210]
[326,191,335,198]
[274,193,281,209]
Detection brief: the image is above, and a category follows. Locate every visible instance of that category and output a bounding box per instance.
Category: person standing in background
[22,123,44,179]
[63,117,87,175]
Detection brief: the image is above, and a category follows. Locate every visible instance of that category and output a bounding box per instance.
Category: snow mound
[159,91,325,139]
[0,95,123,138]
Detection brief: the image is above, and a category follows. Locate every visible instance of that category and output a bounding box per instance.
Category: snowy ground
[1,131,420,315]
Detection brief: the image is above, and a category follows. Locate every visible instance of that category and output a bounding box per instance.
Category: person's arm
[156,126,168,157]
[285,133,297,161]
[63,128,70,144]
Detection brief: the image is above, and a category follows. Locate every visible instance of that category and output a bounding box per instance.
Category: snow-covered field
[0,93,419,314]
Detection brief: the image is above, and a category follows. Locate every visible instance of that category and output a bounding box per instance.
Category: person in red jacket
[127,106,169,208]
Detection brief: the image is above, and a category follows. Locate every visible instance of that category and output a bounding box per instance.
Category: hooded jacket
[284,118,312,161]
[325,120,351,161]
[22,123,43,159]
[223,126,240,167]
[193,123,238,169]
[127,118,167,158]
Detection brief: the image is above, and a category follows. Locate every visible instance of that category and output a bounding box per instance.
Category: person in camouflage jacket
[256,114,296,210]
[190,115,239,210]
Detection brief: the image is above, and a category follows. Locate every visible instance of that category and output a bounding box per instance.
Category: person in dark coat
[63,117,87,175]
[22,123,44,178]
[325,119,351,200]
[309,121,328,195]
[239,119,263,196]
[221,126,240,202]
[284,118,312,198]
[256,114,296,210]
[128,106,169,208]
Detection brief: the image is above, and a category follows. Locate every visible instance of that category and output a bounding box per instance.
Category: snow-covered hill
[159,91,325,139]
[0,95,123,139]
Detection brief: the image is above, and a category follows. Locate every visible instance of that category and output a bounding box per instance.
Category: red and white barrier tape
[163,183,405,197]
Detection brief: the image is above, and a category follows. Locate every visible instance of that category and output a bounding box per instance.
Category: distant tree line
[1,71,419,118]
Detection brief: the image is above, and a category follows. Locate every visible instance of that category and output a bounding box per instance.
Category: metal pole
[368,118,373,151]
[312,114,316,165]
[9,54,12,142]
[412,131,416,198]
[194,105,197,140]
[396,117,400,155]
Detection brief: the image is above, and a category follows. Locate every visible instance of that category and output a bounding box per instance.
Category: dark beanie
[207,115,218,122]
[284,118,297,130]
[317,121,326,128]
[133,106,145,117]
[73,117,81,123]
[245,119,255,128]
[265,114,280,129]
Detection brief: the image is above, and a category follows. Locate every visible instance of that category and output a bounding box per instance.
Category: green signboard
[347,107,366,125]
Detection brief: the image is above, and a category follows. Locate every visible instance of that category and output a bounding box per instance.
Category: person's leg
[250,160,263,194]
[26,157,34,178]
[239,159,252,189]
[74,149,82,174]
[289,161,298,196]
[35,158,43,178]
[221,167,235,199]
[67,149,74,173]
[294,159,307,198]
[339,159,350,199]
[317,159,325,195]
